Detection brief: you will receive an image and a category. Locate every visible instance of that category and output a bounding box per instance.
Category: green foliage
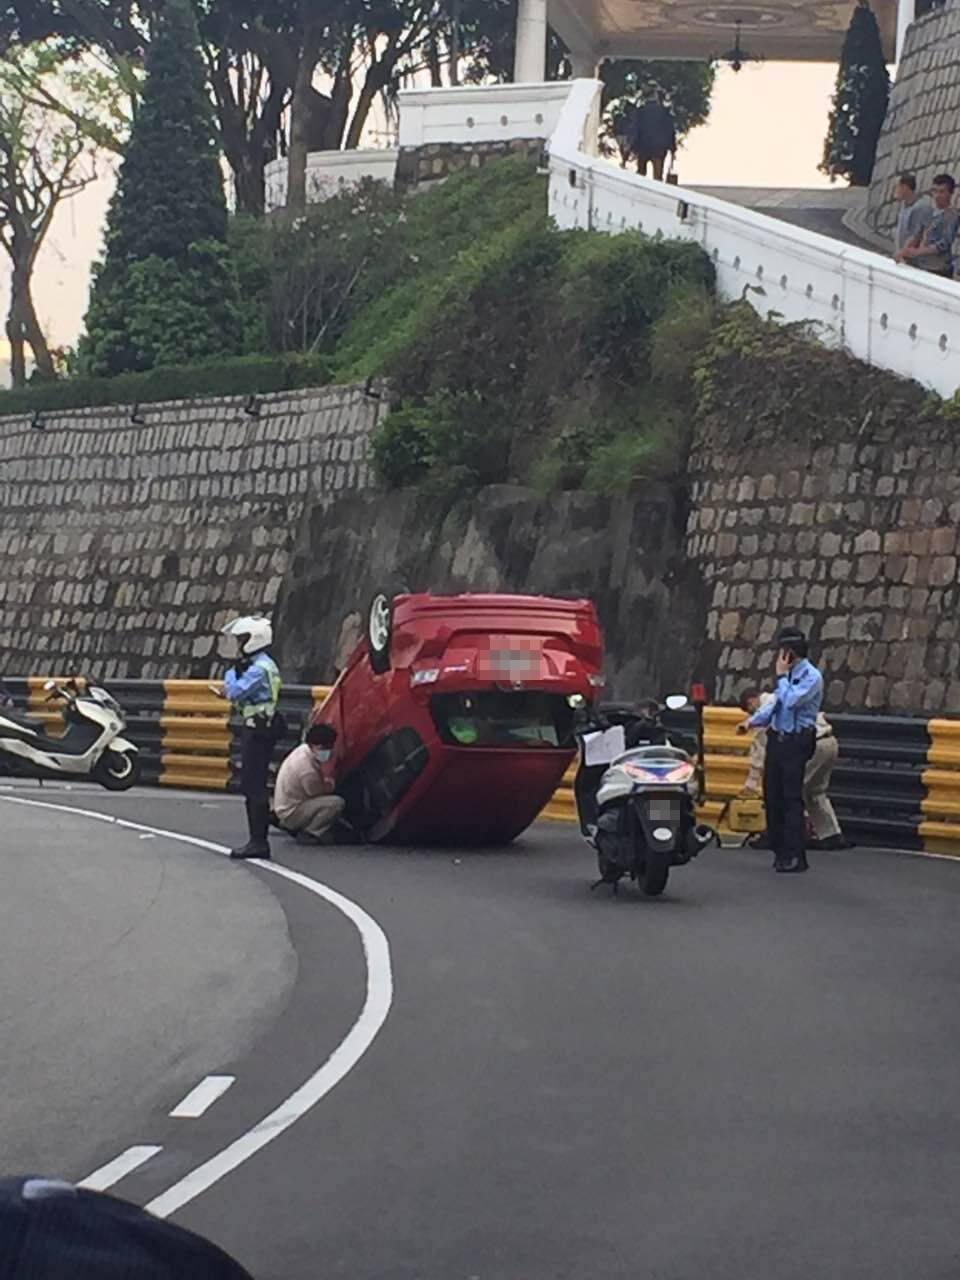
[230,179,408,357]
[0,352,331,418]
[821,0,890,186]
[330,156,551,381]
[547,234,714,388]
[80,239,243,375]
[354,159,714,498]
[530,283,711,494]
[81,0,238,375]
[372,391,512,496]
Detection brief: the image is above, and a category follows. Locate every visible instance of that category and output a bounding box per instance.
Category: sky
[0,61,838,373]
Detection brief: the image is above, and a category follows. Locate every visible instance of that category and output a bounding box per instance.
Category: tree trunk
[287,31,323,214]
[6,309,25,388]
[321,47,354,150]
[344,49,399,151]
[427,35,443,87]
[9,259,54,382]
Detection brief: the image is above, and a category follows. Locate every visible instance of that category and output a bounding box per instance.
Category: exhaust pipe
[693,823,716,849]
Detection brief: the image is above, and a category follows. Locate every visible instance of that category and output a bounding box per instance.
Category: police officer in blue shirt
[737,626,823,873]
[216,615,283,861]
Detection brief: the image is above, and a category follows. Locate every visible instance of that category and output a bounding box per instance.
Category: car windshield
[431,692,575,749]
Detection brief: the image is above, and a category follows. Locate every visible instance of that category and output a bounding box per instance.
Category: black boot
[233,797,272,861]
[230,838,271,861]
[776,852,809,873]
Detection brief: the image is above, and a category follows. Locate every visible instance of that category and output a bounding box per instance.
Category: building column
[569,50,601,78]
[514,0,548,81]
[895,0,916,62]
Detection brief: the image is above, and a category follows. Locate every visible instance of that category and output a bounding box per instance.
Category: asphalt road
[3,785,960,1280]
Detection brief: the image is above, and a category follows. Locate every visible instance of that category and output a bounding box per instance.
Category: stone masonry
[868,0,960,239]
[0,385,382,679]
[395,138,545,192]
[686,426,960,714]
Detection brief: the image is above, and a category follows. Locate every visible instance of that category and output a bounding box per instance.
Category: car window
[431,692,575,749]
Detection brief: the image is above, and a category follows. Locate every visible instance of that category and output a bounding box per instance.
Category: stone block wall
[868,0,960,239]
[0,385,383,679]
[395,138,545,192]
[686,425,960,714]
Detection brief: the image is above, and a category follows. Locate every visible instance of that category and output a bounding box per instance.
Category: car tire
[367,590,394,675]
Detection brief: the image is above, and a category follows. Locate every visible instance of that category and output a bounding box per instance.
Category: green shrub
[79,240,244,377]
[0,352,331,418]
[372,391,512,492]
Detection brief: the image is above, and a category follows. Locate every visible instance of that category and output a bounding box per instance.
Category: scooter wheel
[93,749,141,791]
[642,853,670,897]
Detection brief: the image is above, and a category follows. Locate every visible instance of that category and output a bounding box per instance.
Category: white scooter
[0,679,140,790]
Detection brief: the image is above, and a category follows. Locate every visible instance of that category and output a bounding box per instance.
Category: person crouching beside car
[273,723,345,847]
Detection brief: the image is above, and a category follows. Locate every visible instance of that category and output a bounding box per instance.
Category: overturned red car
[313,591,604,845]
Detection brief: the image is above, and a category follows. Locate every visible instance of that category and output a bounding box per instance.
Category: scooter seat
[1,708,45,735]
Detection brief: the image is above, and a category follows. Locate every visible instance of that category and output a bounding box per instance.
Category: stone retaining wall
[0,386,382,679]
[395,138,545,192]
[868,0,960,239]
[686,425,960,713]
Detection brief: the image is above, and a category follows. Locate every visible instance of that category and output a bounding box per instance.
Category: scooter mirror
[43,680,56,691]
[665,694,688,711]
[567,694,586,709]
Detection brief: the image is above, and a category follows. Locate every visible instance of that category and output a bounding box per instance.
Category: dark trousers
[764,730,816,867]
[240,725,274,843]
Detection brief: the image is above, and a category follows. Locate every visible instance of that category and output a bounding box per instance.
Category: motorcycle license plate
[647,796,680,822]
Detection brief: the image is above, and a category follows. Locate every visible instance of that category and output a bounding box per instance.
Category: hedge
[0,352,332,419]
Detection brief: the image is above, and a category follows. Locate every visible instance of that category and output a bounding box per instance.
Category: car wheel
[367,591,394,675]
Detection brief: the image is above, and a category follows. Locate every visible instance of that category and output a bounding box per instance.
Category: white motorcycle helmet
[221,615,273,656]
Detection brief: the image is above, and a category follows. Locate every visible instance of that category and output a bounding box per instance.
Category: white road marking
[170,1075,236,1119]
[2,795,394,1220]
[78,1145,162,1192]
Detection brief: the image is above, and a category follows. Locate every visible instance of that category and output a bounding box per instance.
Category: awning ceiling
[548,0,897,62]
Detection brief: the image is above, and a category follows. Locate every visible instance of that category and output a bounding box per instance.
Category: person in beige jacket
[273,723,345,846]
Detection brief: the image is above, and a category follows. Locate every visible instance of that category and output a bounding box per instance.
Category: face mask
[312,748,332,763]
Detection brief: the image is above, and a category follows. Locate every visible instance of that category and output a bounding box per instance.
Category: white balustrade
[398,82,571,149]
[265,149,399,213]
[549,79,960,398]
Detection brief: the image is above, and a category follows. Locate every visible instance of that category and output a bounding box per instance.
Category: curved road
[3,786,960,1280]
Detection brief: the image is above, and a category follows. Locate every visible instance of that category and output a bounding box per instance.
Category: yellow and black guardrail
[3,679,959,856]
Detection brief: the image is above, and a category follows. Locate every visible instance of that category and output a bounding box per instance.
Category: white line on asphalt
[2,795,394,1221]
[78,1145,162,1192]
[170,1075,236,1119]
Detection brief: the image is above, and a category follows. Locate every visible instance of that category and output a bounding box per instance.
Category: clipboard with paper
[581,726,626,767]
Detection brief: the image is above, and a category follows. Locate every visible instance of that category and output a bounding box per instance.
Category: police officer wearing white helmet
[217,615,283,860]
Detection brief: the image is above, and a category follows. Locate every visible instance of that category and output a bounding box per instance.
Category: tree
[80,0,240,374]
[600,60,715,161]
[0,44,98,384]
[821,0,890,186]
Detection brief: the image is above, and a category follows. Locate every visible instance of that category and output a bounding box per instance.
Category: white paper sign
[582,726,626,767]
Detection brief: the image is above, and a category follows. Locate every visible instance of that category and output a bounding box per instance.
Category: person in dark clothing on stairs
[629,90,677,181]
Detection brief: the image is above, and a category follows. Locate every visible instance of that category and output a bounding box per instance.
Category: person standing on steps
[215,615,283,862]
[737,627,823,874]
